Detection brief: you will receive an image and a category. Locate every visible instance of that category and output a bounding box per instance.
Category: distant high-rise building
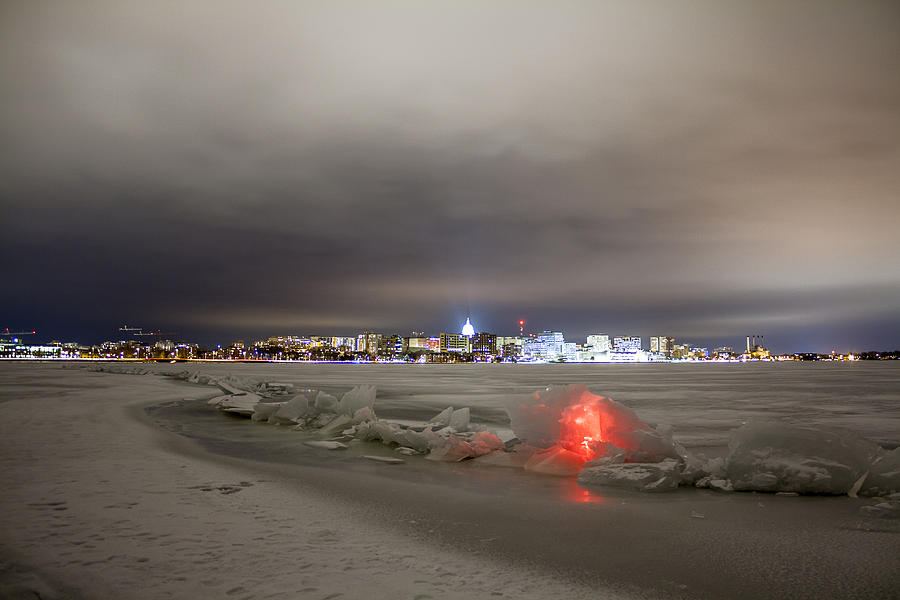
[586,334,610,353]
[496,336,525,359]
[650,336,675,357]
[377,334,402,356]
[330,337,356,351]
[356,332,381,355]
[471,332,497,356]
[612,336,641,354]
[440,333,470,353]
[525,331,567,361]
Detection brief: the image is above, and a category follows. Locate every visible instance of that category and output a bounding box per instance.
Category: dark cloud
[2,0,899,351]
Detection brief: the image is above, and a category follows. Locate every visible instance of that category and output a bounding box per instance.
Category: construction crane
[119,325,143,336]
[135,329,178,340]
[2,328,36,342]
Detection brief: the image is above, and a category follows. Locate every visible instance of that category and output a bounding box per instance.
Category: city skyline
[2,1,899,353]
[2,317,894,357]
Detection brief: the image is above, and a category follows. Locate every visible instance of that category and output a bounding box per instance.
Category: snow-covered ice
[3,361,899,600]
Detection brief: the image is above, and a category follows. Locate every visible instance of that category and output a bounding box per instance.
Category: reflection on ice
[561,478,608,505]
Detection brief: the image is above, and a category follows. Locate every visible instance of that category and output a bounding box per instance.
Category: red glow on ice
[559,400,605,461]
[560,478,608,504]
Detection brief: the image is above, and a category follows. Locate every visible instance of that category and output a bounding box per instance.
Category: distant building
[586,334,611,353]
[357,332,381,355]
[440,333,470,353]
[612,336,641,354]
[403,336,437,352]
[744,335,770,360]
[690,347,709,359]
[377,334,403,357]
[525,331,567,361]
[650,336,675,357]
[470,332,497,356]
[496,336,526,359]
[330,337,356,352]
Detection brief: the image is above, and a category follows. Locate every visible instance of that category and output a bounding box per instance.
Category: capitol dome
[461,317,475,337]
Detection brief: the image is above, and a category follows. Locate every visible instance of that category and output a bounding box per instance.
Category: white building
[524,331,567,361]
[612,336,642,354]
[496,336,526,359]
[586,334,610,353]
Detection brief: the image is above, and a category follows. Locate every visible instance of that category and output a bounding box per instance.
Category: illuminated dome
[461,317,475,337]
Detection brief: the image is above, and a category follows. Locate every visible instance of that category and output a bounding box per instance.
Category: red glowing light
[559,400,605,460]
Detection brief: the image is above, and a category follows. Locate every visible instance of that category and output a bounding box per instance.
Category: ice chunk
[524,446,585,477]
[449,408,470,432]
[429,407,454,427]
[314,391,339,413]
[373,421,403,445]
[216,392,261,416]
[291,413,336,431]
[317,414,354,438]
[577,458,682,492]
[208,394,229,406]
[265,382,296,395]
[271,393,314,424]
[506,388,572,448]
[469,431,505,457]
[251,402,284,422]
[352,406,377,424]
[506,384,679,463]
[707,478,734,492]
[680,454,726,485]
[725,422,884,494]
[352,420,378,442]
[859,497,900,519]
[339,385,376,417]
[582,444,626,468]
[304,440,348,450]
[426,434,475,462]
[861,447,900,496]
[216,380,244,395]
[393,427,438,453]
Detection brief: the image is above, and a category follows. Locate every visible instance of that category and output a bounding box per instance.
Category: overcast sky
[2,0,899,352]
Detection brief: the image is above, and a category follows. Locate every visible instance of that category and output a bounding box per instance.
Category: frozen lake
[2,361,899,599]
[148,360,900,449]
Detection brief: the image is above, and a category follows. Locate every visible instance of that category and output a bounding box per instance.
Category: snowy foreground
[1,362,899,599]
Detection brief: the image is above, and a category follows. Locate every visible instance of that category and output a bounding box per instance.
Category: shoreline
[0,364,620,599]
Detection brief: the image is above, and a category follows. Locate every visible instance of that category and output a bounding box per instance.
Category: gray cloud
[2,0,899,351]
